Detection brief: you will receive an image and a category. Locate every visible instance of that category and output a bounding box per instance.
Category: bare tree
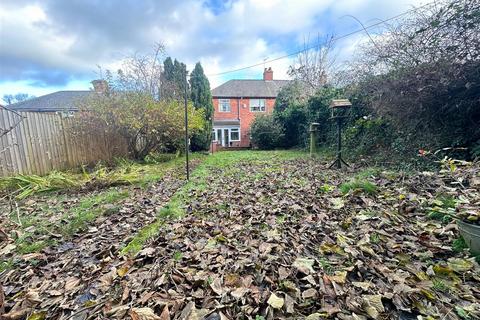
[288,35,336,94]
[110,42,166,99]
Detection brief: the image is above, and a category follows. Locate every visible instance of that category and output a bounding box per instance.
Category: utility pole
[184,70,190,180]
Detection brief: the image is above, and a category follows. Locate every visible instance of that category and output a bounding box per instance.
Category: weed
[318,257,335,275]
[318,184,335,193]
[452,237,468,253]
[276,215,286,224]
[364,209,379,217]
[370,233,380,244]
[173,251,183,261]
[0,259,14,273]
[340,179,377,195]
[432,278,450,293]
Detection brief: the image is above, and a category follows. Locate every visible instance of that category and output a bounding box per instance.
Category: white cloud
[0,0,432,97]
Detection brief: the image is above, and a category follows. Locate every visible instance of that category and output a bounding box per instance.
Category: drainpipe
[238,97,241,147]
[211,103,214,154]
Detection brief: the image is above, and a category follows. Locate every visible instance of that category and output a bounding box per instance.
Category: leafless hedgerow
[346,0,480,151]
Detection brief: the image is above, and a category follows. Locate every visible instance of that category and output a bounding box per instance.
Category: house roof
[211,79,291,98]
[213,119,240,126]
[8,91,92,112]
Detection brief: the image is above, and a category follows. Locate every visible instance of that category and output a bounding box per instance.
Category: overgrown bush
[348,0,480,159]
[250,115,283,150]
[79,91,204,160]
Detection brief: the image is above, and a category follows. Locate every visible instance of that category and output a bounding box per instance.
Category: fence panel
[0,109,128,177]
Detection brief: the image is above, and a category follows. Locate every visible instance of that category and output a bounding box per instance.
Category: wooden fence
[0,108,128,177]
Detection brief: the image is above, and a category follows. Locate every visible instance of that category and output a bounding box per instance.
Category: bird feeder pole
[184,70,190,180]
[329,99,352,169]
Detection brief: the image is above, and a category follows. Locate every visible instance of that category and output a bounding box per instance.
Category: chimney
[263,67,273,81]
[91,79,108,94]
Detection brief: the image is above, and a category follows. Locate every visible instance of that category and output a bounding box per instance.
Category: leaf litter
[1,155,479,319]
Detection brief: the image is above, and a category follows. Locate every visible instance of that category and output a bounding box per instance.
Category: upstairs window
[250,99,266,112]
[219,99,230,112]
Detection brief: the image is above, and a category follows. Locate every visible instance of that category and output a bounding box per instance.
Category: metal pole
[337,118,342,169]
[184,70,189,180]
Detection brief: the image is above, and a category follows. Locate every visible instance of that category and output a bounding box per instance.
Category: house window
[219,99,230,112]
[212,129,217,142]
[250,99,266,112]
[230,128,240,141]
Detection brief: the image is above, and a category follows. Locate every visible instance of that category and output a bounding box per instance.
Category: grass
[369,233,381,244]
[0,171,79,199]
[0,153,201,199]
[452,236,468,253]
[9,188,129,255]
[339,179,377,195]
[432,278,451,293]
[62,189,128,236]
[121,150,306,256]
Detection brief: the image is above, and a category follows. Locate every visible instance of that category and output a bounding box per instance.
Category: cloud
[0,0,431,95]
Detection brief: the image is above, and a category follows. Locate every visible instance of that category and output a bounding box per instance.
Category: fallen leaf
[267,293,284,309]
[293,257,315,274]
[129,307,161,320]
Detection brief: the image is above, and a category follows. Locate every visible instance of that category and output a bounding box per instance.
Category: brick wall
[213,97,276,147]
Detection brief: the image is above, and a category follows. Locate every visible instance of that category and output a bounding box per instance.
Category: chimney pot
[263,68,273,81]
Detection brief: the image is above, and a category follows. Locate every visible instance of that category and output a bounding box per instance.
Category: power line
[207,1,434,77]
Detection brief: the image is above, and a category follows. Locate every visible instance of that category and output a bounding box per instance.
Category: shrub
[349,0,480,159]
[250,115,283,150]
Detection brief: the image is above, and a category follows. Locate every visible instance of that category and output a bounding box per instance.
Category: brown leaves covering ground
[1,153,480,320]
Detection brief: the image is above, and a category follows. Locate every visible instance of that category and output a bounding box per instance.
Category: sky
[0,0,429,103]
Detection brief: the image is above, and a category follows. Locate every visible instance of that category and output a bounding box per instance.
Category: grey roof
[8,91,92,112]
[213,119,240,126]
[211,79,291,98]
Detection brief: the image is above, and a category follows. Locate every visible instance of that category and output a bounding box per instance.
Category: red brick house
[211,68,290,149]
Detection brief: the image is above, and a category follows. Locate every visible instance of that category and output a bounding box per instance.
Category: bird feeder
[330,99,352,119]
[329,99,352,169]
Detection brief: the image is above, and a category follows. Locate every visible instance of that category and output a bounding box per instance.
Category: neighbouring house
[211,67,290,149]
[6,80,107,114]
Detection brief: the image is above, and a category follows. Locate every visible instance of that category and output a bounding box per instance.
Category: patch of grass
[432,278,451,293]
[0,258,15,273]
[17,240,53,254]
[62,189,129,236]
[369,233,380,244]
[10,189,128,254]
[339,179,377,195]
[318,184,335,193]
[355,167,382,180]
[173,251,183,261]
[318,257,335,275]
[452,236,468,253]
[276,215,286,224]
